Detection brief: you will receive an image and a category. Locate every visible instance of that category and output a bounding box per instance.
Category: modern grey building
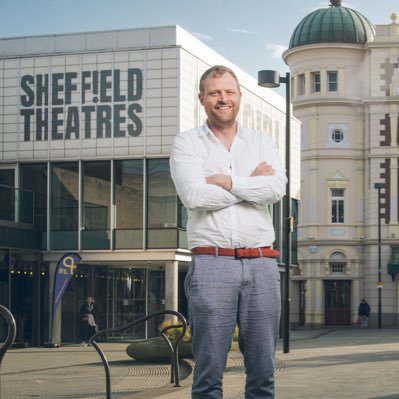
[0,25,300,345]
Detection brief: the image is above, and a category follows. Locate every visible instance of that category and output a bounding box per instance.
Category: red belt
[191,246,280,259]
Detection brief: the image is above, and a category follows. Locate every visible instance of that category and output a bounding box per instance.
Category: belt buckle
[234,248,241,259]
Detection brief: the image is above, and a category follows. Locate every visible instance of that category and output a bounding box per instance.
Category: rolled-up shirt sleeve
[170,131,241,211]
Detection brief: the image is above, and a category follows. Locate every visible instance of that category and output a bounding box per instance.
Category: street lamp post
[258,70,291,353]
[374,182,384,329]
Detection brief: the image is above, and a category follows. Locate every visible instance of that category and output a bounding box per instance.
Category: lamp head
[258,70,281,88]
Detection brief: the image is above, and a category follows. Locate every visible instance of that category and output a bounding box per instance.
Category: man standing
[358,299,371,328]
[170,65,287,398]
[79,296,100,346]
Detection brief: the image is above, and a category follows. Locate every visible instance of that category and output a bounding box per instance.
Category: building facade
[0,25,300,345]
[284,0,399,328]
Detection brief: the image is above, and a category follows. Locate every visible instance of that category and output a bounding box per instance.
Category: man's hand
[206,174,232,191]
[251,161,275,176]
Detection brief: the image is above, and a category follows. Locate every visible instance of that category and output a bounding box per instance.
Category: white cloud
[304,1,330,13]
[307,1,355,13]
[192,32,213,42]
[265,43,288,59]
[227,28,259,35]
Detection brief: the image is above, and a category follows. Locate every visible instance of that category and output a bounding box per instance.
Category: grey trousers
[360,315,369,328]
[185,255,281,399]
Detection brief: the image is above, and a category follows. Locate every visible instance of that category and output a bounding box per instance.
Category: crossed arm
[170,133,287,211]
[205,161,275,191]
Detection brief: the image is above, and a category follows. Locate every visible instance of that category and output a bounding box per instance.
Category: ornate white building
[284,0,399,328]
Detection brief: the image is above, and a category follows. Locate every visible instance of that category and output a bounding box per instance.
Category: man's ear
[198,92,204,105]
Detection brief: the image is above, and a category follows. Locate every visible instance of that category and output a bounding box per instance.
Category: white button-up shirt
[170,123,287,249]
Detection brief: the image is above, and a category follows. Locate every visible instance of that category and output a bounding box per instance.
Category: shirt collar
[199,121,246,138]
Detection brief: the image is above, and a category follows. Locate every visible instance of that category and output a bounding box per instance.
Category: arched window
[329,251,346,274]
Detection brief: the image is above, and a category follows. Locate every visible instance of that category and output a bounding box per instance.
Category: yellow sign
[62,256,78,275]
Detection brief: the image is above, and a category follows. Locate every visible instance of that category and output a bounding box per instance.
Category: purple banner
[52,253,82,318]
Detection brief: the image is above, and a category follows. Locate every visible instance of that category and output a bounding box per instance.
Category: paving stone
[1,328,399,399]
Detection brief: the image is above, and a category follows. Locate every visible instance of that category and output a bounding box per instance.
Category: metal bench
[89,309,188,399]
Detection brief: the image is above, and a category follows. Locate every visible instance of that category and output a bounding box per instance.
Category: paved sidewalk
[0,328,398,398]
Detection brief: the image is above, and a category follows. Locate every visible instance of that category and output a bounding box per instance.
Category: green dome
[289,0,375,49]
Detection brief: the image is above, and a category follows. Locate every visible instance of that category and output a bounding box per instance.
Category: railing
[0,306,17,399]
[0,185,34,225]
[89,309,187,399]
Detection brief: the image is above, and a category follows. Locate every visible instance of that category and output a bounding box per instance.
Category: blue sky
[1,0,398,79]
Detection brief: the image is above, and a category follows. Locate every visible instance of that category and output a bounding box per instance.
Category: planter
[126,336,193,362]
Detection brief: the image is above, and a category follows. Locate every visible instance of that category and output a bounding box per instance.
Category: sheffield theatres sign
[19,68,143,141]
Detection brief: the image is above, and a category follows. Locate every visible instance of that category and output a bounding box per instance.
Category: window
[328,124,348,147]
[312,72,320,93]
[331,188,344,224]
[50,162,79,249]
[297,74,305,95]
[82,161,111,249]
[147,159,178,248]
[20,163,47,229]
[331,129,344,143]
[0,168,15,187]
[328,71,338,92]
[178,198,187,229]
[330,263,345,274]
[114,160,144,249]
[329,251,346,275]
[0,168,16,222]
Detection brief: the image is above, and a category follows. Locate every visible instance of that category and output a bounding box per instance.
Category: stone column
[292,74,297,98]
[390,109,398,232]
[304,69,311,97]
[390,160,398,226]
[304,273,313,325]
[320,68,327,96]
[314,276,323,327]
[390,110,398,146]
[337,67,344,95]
[164,260,178,322]
[351,275,361,324]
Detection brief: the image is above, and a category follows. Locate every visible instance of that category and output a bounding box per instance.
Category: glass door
[147,270,165,337]
[9,250,40,346]
[108,268,146,339]
[61,264,107,343]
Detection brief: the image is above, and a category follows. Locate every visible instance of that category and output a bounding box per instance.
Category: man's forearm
[205,174,232,191]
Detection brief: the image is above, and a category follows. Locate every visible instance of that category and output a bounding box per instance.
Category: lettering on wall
[19,68,143,141]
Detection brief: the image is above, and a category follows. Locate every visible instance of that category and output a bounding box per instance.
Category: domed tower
[284,1,399,328]
[289,0,375,48]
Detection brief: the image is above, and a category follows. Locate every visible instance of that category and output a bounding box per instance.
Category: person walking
[170,65,287,399]
[358,299,371,328]
[79,296,100,346]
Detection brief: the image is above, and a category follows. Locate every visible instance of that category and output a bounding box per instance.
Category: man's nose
[218,92,227,102]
